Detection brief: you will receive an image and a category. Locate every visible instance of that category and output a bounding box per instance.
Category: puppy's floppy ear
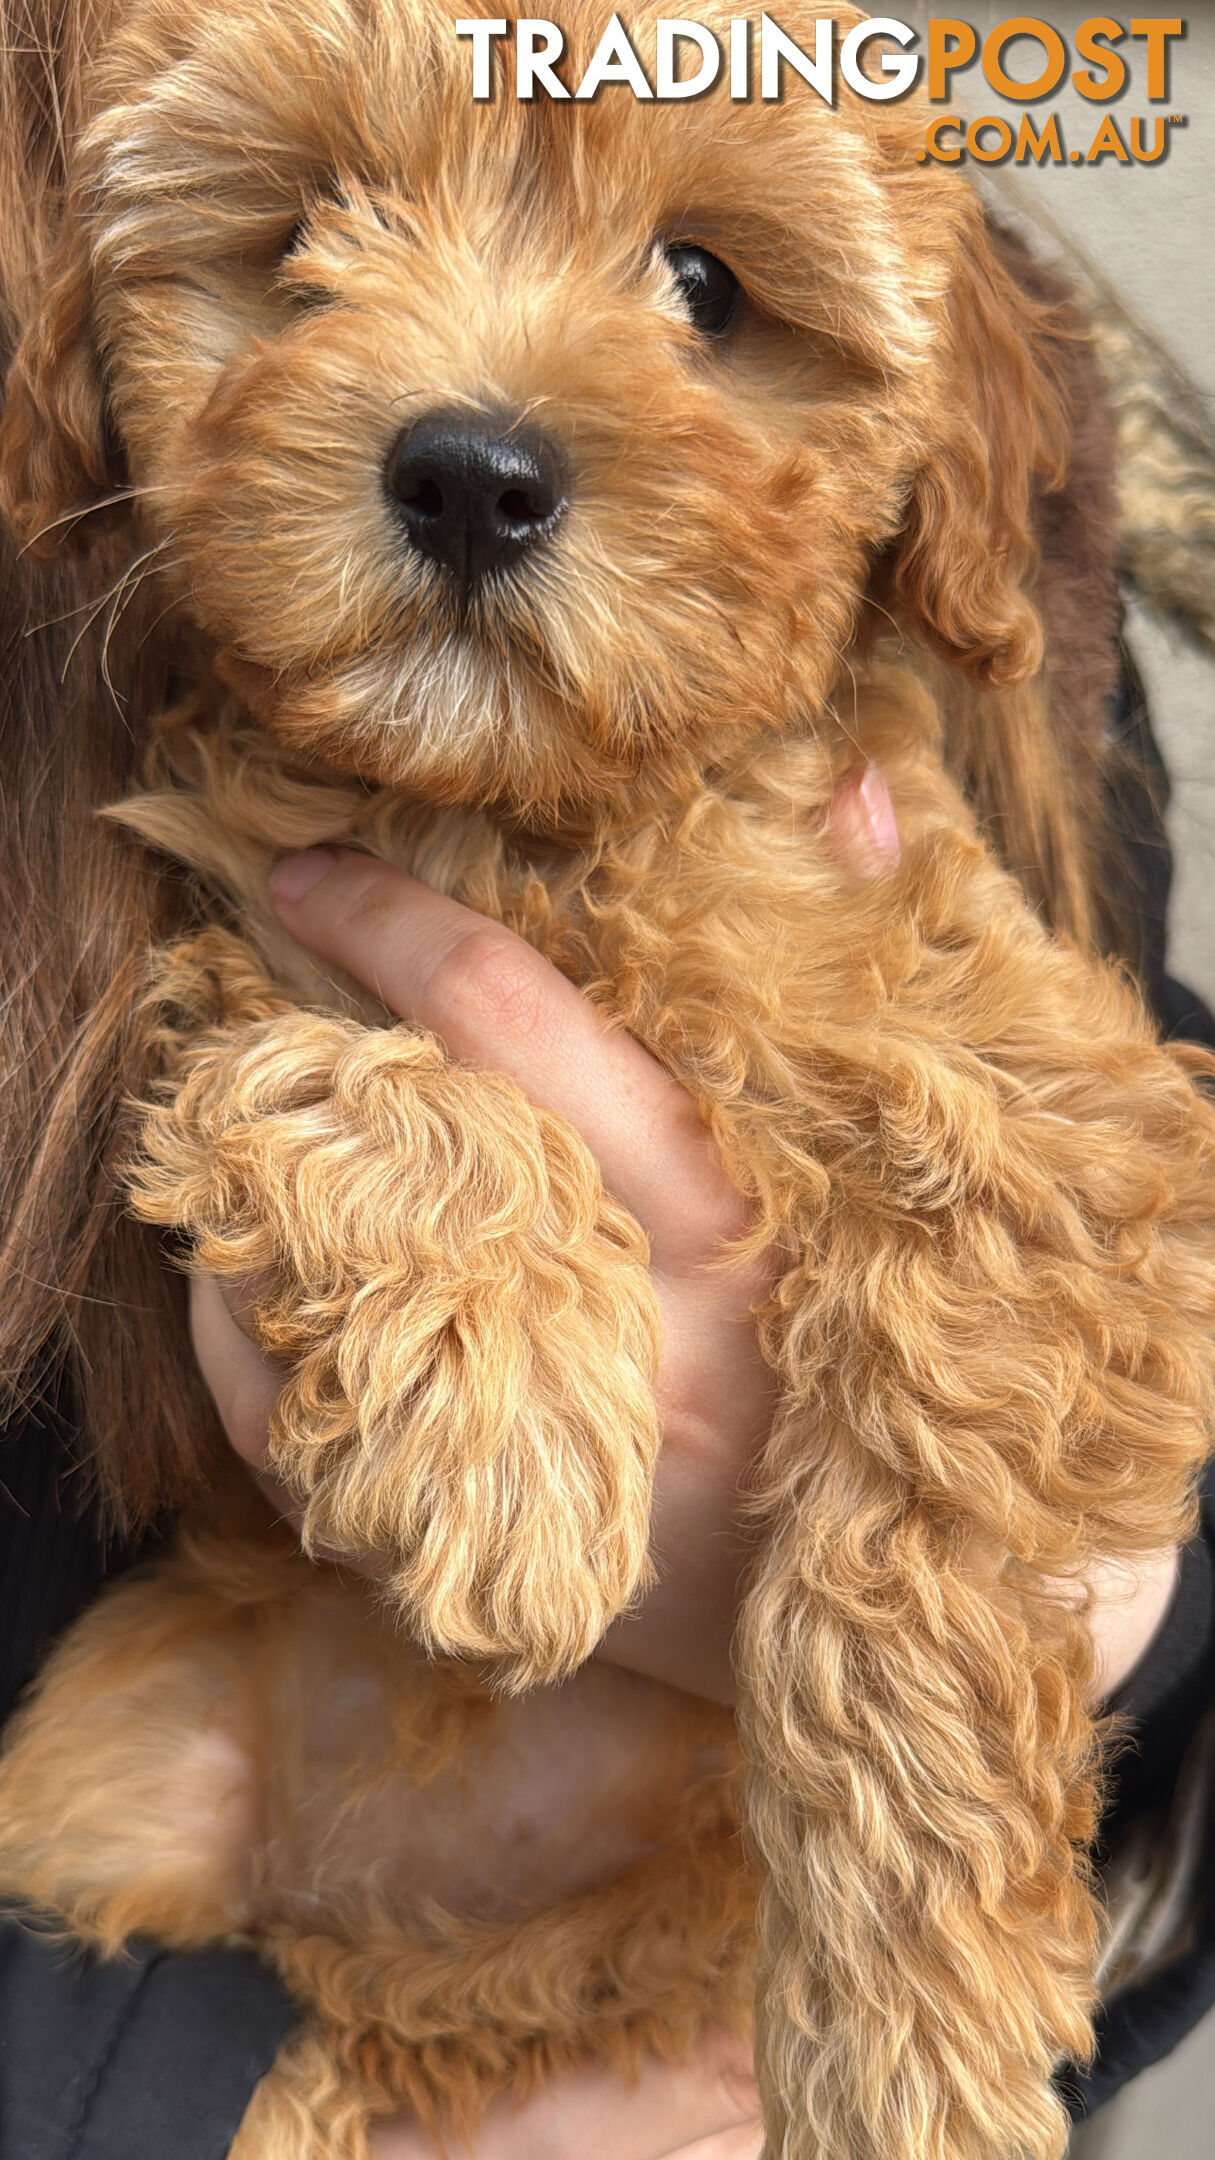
[0,228,117,557]
[892,221,1070,687]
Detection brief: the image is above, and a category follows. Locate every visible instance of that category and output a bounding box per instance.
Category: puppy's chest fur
[114,681,958,1129]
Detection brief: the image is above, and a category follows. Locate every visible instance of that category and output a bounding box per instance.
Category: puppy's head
[1,0,1067,821]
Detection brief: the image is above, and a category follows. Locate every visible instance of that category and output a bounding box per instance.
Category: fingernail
[858,765,900,864]
[269,847,339,905]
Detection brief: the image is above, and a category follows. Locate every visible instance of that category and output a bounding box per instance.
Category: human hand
[363,2025,762,2160]
[190,765,1178,1704]
[191,791,795,1701]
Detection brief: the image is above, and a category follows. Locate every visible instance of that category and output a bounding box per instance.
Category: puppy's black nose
[385,411,568,586]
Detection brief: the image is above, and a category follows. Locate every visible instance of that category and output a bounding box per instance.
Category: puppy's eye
[662,245,739,337]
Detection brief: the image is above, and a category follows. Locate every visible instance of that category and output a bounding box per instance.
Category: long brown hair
[0,1,224,1517]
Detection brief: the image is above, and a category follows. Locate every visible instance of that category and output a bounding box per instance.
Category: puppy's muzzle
[386,410,569,589]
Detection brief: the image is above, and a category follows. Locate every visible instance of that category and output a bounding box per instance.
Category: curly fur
[131,927,662,1686]
[1,5,1213,2159]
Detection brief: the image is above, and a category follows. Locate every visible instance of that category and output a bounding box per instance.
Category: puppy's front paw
[264,1050,662,1687]
[129,946,661,1688]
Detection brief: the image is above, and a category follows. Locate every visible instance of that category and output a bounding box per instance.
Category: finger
[824,763,900,878]
[1045,1543,1180,1702]
[478,2035,759,2160]
[190,1276,388,1577]
[367,2122,764,2160]
[189,1272,286,1472]
[366,2037,760,2160]
[269,848,749,1270]
[662,2130,764,2160]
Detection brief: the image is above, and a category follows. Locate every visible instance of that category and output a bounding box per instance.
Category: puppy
[2,5,1214,2157]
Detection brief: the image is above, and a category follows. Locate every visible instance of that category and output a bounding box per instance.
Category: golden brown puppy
[1,5,1213,2158]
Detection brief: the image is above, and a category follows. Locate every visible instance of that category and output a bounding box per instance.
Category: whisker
[134,588,188,658]
[20,482,171,557]
[57,538,173,685]
[865,595,906,644]
[100,548,182,711]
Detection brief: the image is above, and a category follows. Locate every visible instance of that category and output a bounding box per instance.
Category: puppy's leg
[0,1541,268,1951]
[735,1003,1215,2160]
[740,1452,1097,2160]
[230,2034,374,2160]
[0,1543,379,2160]
[128,931,661,1689]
